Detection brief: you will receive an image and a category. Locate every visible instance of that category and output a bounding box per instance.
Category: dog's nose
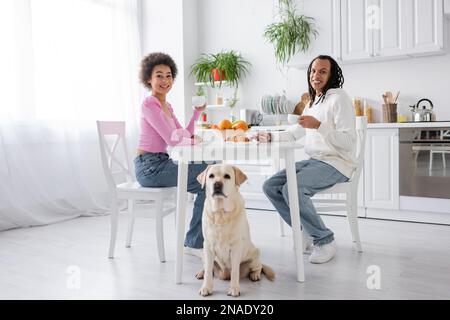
[213,181,223,190]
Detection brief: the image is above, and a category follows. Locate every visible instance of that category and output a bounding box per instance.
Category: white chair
[429,146,450,171]
[278,116,367,252]
[96,121,176,261]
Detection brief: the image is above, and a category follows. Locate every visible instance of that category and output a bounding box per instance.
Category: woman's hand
[194,103,206,112]
[192,134,203,144]
[250,131,271,143]
[299,115,321,129]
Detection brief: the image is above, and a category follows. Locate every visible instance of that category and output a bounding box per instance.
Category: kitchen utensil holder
[382,103,397,123]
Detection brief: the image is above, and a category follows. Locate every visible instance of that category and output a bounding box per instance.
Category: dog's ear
[233,166,248,186]
[197,165,211,189]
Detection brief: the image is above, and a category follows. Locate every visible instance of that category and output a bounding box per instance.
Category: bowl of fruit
[208,119,250,141]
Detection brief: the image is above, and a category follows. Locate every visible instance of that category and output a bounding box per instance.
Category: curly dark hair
[139,52,178,91]
[307,55,344,107]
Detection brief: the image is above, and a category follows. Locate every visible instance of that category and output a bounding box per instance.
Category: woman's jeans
[134,152,208,249]
[263,159,348,246]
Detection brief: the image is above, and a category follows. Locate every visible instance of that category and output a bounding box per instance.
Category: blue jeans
[263,159,348,246]
[134,152,208,249]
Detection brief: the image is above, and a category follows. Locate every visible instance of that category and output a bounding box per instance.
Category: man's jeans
[134,152,208,249]
[263,159,348,246]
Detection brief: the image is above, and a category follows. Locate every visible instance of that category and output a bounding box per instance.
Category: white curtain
[0,0,143,231]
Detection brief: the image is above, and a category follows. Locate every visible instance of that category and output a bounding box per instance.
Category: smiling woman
[0,0,142,231]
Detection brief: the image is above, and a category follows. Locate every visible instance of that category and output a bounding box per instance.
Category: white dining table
[170,140,305,284]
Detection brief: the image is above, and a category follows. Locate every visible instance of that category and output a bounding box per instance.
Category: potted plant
[189,54,215,86]
[190,50,251,88]
[263,0,318,66]
[213,50,251,88]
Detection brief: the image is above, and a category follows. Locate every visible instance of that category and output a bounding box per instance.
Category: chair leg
[443,152,446,169]
[278,215,286,237]
[346,191,363,252]
[155,197,166,263]
[109,197,120,258]
[125,199,135,248]
[429,151,433,171]
[413,151,419,169]
[172,195,177,228]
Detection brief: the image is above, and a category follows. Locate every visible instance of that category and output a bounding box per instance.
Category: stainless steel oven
[399,127,450,203]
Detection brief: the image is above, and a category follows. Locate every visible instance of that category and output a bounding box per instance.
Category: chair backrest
[96,121,134,190]
[351,116,368,183]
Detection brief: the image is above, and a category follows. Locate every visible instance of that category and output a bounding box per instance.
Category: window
[0,0,141,121]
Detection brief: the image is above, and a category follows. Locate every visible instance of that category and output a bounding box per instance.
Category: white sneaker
[309,241,337,264]
[184,247,203,259]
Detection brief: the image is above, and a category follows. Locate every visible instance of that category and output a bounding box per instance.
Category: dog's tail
[262,264,275,281]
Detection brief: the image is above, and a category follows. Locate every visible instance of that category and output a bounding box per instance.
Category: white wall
[141,0,450,123]
[141,0,200,125]
[194,0,450,122]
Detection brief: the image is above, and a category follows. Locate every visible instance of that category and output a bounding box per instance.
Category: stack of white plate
[261,94,294,114]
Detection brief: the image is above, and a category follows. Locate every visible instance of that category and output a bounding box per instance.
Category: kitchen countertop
[251,122,450,130]
[367,121,450,129]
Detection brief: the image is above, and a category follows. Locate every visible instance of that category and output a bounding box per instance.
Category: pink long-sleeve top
[138,95,201,153]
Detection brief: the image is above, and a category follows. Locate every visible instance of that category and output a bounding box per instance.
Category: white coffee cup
[287,114,300,124]
[192,95,206,107]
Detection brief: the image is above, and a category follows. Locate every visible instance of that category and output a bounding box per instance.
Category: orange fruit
[233,122,249,131]
[218,119,232,130]
[210,124,220,130]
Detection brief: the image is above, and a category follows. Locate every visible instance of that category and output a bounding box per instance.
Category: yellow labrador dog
[196,164,275,297]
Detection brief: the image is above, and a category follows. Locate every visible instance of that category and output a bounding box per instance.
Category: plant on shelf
[263,0,318,66]
[190,54,215,86]
[190,50,251,88]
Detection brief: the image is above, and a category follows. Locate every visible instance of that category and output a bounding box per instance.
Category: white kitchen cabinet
[373,0,409,58]
[340,0,444,62]
[364,128,399,210]
[341,0,409,60]
[340,0,374,61]
[405,0,444,55]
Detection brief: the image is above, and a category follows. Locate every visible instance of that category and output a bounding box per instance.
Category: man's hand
[251,131,271,143]
[299,115,321,129]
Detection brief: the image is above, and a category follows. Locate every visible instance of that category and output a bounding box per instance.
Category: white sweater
[271,88,357,178]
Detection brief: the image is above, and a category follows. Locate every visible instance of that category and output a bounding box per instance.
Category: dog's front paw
[227,287,240,297]
[195,269,204,280]
[249,270,261,281]
[199,286,213,296]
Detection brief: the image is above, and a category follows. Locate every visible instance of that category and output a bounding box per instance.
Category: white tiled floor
[1,209,450,299]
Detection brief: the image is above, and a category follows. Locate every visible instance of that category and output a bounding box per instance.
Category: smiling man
[256,55,357,264]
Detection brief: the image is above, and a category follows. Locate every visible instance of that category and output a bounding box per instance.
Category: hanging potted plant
[263,0,318,66]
